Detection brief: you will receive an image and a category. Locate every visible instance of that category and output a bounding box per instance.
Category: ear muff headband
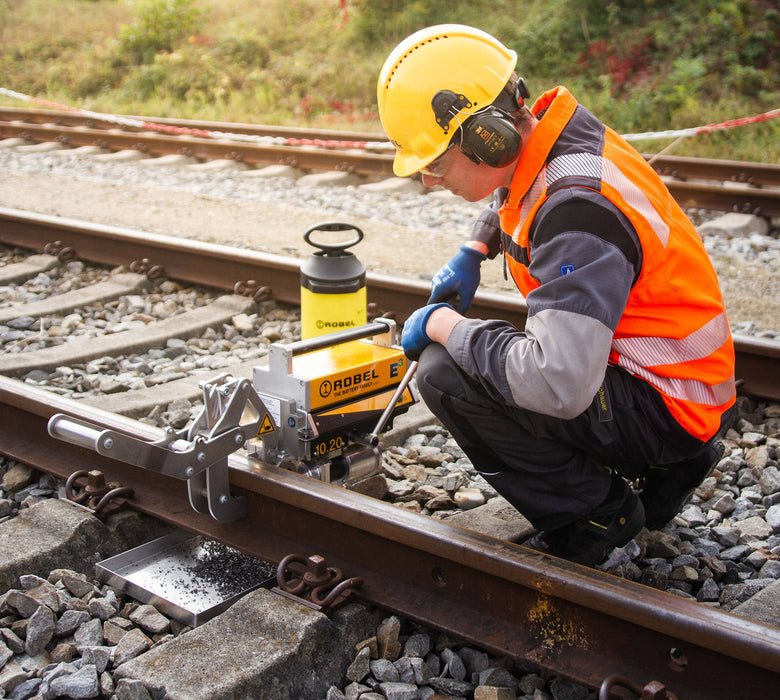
[431,90,472,133]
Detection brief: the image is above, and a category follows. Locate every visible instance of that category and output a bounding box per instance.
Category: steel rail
[0,206,776,402]
[3,106,780,188]
[0,206,530,331]
[649,154,780,189]
[666,179,780,218]
[0,122,396,176]
[1,375,779,697]
[734,334,780,402]
[2,115,780,216]
[0,107,385,142]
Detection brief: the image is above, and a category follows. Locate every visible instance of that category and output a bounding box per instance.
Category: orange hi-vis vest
[499,87,735,441]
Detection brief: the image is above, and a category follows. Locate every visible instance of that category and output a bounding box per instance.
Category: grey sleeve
[446,190,641,419]
[447,313,616,418]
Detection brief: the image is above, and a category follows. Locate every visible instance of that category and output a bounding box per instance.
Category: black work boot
[524,473,645,567]
[640,439,725,530]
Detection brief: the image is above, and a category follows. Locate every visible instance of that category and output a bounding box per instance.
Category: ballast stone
[296,171,362,188]
[114,591,383,700]
[0,499,170,591]
[698,212,770,238]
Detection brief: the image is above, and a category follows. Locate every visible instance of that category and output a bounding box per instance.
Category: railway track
[1,209,780,698]
[1,107,779,218]
[2,207,778,402]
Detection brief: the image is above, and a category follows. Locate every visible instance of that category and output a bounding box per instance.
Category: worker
[377,25,736,567]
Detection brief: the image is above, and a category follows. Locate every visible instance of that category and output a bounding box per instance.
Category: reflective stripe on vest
[611,311,735,406]
[511,152,670,249]
[614,352,736,409]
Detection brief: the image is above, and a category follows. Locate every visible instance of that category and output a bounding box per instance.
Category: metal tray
[95,530,275,627]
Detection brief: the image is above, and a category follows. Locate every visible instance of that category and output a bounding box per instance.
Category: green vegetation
[0,0,778,161]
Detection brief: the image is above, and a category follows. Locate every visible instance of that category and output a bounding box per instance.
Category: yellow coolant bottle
[300,222,367,339]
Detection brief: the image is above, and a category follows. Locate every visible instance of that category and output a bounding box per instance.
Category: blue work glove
[428,245,486,313]
[401,303,453,360]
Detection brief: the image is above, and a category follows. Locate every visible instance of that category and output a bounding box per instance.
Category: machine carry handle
[303,222,364,255]
[286,319,394,357]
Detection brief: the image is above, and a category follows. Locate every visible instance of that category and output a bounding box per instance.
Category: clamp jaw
[49,374,270,522]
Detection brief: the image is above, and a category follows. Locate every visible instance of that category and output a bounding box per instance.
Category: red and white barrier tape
[0,88,391,150]
[2,87,777,149]
[621,108,780,141]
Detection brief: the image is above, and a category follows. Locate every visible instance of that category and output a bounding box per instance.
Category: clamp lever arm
[48,375,274,522]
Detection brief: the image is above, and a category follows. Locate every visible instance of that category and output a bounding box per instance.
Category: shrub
[117,0,203,65]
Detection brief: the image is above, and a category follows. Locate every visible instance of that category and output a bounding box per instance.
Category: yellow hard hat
[377,24,517,177]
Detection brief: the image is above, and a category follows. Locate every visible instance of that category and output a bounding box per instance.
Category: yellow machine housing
[46,321,415,523]
[248,320,415,485]
[300,285,367,340]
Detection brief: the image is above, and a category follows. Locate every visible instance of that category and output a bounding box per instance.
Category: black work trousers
[415,344,718,531]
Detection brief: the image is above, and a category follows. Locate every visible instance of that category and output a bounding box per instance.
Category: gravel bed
[0,246,301,427]
[0,145,778,335]
[326,613,593,700]
[0,147,484,235]
[1,146,778,428]
[1,264,211,356]
[1,144,779,698]
[1,389,779,699]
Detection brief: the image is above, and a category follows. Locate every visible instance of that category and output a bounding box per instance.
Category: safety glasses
[419,134,460,177]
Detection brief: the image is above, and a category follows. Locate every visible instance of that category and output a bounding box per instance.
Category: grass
[0,0,778,161]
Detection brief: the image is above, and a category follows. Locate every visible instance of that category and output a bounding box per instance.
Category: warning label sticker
[257,414,276,436]
[258,393,281,427]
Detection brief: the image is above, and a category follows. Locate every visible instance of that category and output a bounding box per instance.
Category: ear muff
[430,76,530,169]
[460,109,521,167]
